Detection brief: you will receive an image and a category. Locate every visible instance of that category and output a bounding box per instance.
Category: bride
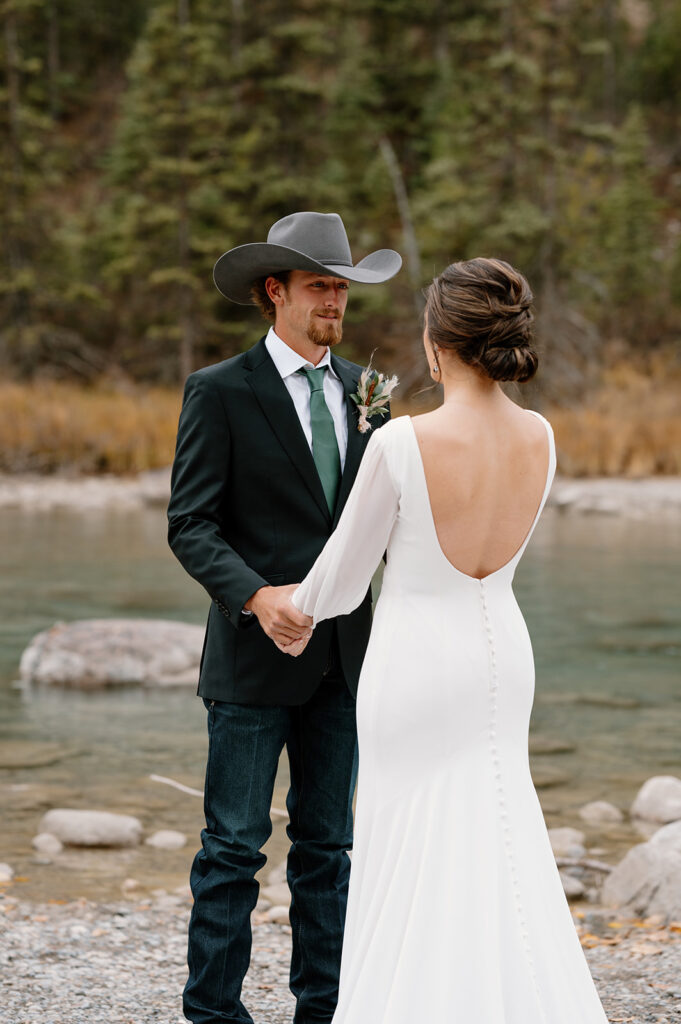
[276,257,609,1023]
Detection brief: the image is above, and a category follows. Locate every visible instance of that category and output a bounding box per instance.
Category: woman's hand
[274,632,312,657]
[272,591,314,656]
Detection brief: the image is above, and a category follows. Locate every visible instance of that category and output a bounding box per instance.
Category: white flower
[350,353,399,433]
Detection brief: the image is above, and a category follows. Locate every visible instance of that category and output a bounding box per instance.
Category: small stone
[39,809,142,847]
[144,830,187,851]
[31,832,63,857]
[631,776,681,823]
[578,800,624,825]
[560,872,586,899]
[549,827,587,858]
[260,882,290,907]
[121,878,141,894]
[265,905,290,925]
[0,863,14,883]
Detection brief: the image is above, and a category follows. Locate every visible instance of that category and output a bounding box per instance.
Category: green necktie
[298,366,342,514]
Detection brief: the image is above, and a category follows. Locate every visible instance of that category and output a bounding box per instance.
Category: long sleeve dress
[291,413,609,1024]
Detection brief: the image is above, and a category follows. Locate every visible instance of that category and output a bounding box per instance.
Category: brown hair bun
[424,257,538,383]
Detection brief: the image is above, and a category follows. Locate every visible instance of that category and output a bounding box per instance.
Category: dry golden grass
[546,356,681,477]
[0,381,182,474]
[0,357,678,477]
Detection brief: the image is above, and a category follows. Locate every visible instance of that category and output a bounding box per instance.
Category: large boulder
[39,809,142,847]
[649,820,681,854]
[601,840,681,921]
[630,775,681,824]
[20,618,204,688]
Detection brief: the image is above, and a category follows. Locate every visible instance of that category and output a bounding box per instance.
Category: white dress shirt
[241,327,349,619]
[265,326,348,470]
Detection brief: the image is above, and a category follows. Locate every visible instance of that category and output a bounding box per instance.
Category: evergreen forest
[1,0,680,432]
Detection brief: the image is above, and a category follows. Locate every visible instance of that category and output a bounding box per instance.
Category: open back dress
[291,412,609,1024]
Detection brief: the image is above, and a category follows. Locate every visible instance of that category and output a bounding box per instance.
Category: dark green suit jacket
[167,334,391,704]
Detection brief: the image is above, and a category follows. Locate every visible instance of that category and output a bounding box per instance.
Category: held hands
[244,583,313,657]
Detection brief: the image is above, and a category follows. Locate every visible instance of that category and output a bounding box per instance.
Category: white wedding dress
[291,412,609,1024]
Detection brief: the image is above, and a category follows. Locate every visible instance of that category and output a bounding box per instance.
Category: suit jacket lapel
[245,337,331,524]
[330,353,365,528]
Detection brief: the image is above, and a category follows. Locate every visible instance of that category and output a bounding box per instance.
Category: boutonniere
[350,352,399,433]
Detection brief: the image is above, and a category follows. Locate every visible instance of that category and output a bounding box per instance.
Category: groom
[167,211,401,1024]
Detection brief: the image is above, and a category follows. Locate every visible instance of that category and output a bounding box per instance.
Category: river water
[1,503,679,901]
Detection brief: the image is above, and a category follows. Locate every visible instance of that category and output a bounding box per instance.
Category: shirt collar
[265,326,339,381]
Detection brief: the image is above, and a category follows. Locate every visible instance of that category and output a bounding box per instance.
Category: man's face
[269,270,350,347]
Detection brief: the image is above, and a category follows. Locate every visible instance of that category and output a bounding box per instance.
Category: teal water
[0,503,679,900]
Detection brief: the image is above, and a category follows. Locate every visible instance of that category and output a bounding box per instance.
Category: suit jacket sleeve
[290,423,399,627]
[167,371,268,629]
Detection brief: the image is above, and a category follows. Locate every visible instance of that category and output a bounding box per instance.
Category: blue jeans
[183,660,359,1024]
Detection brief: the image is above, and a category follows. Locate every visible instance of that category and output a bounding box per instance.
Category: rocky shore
[2,888,680,1024]
[2,776,681,1021]
[1,467,681,518]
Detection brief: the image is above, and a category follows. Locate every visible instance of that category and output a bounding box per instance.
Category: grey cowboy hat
[213,211,402,304]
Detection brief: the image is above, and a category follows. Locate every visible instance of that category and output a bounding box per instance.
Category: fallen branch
[149,773,288,818]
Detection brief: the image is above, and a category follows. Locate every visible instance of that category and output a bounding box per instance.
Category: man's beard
[306,308,343,347]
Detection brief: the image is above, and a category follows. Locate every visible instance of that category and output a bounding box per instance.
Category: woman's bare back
[410,399,551,581]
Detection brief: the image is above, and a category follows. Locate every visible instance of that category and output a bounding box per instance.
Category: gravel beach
[2,890,680,1024]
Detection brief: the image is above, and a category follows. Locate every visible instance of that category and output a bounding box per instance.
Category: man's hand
[244,583,313,646]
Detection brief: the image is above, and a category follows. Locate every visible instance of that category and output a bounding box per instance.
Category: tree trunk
[47,0,61,122]
[3,5,29,325]
[176,0,194,381]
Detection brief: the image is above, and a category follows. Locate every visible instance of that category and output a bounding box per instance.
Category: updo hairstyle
[424,257,538,383]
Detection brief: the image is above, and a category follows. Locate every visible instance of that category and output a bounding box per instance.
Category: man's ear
[265,275,286,305]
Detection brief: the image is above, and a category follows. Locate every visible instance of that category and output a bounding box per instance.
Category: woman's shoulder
[372,414,412,440]
[365,415,412,454]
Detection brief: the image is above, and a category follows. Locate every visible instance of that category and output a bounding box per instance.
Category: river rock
[261,882,290,907]
[649,820,681,854]
[601,841,681,920]
[578,800,624,825]
[266,905,291,925]
[145,829,187,851]
[548,827,586,858]
[0,863,14,883]
[559,872,586,899]
[39,809,142,847]
[31,832,64,857]
[630,775,681,823]
[20,619,205,688]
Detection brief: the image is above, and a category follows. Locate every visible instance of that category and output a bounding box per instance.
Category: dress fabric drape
[291,413,609,1024]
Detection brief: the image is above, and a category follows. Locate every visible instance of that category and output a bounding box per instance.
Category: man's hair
[250,272,292,322]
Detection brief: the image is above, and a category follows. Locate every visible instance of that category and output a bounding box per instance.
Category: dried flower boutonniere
[350,354,399,433]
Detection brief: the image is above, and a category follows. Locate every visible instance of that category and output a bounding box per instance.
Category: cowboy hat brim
[213,243,402,305]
